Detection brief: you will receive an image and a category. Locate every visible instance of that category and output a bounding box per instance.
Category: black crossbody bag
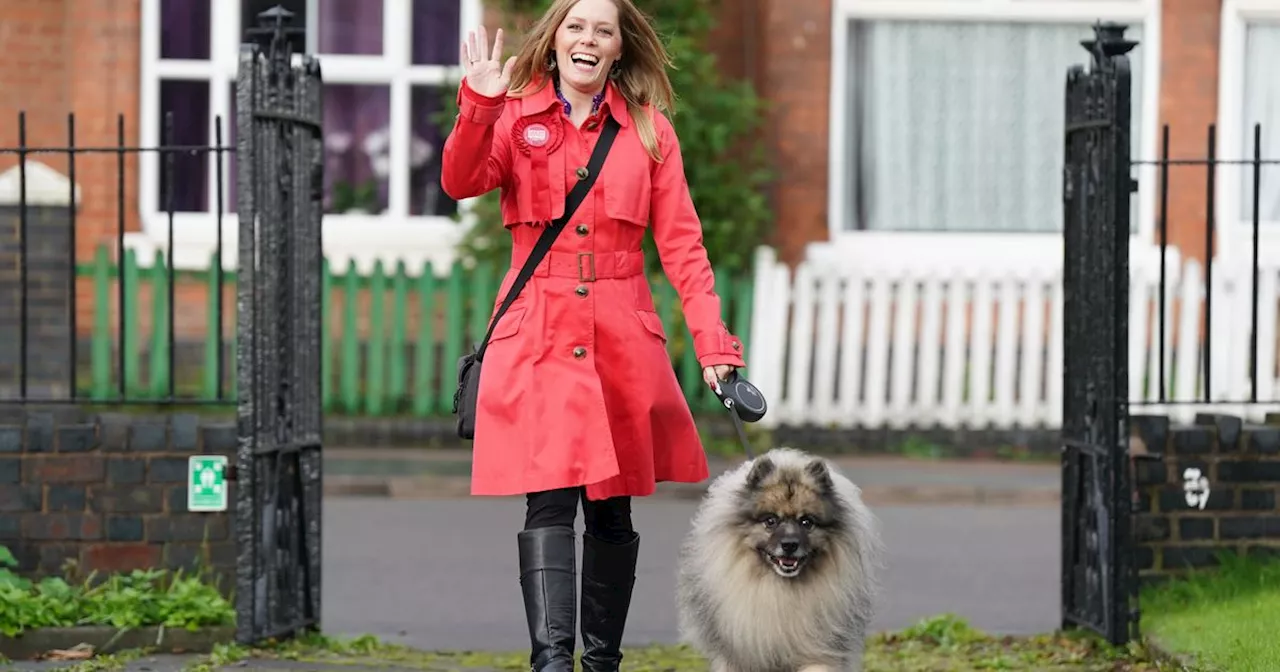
[452,115,622,440]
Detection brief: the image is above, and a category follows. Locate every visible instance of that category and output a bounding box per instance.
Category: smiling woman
[545,1,623,122]
[440,0,747,670]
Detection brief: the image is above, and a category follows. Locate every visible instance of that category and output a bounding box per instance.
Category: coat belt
[510,248,644,282]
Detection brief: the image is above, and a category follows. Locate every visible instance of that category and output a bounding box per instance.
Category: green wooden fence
[77,244,754,417]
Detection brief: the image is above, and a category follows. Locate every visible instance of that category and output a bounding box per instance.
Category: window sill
[808,230,1160,273]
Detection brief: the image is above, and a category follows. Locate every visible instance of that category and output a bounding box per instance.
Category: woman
[440,0,746,669]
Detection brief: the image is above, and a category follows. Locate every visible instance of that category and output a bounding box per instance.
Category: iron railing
[1137,121,1280,406]
[0,111,235,405]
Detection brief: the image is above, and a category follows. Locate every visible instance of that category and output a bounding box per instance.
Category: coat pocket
[634,309,668,344]
[487,306,527,345]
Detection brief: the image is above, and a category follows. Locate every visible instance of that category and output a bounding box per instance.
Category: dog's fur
[675,448,883,672]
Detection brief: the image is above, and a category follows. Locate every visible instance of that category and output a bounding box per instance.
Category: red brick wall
[0,0,143,252]
[747,0,833,265]
[0,410,237,589]
[1131,415,1280,582]
[0,1,70,167]
[1157,0,1222,264]
[0,0,144,342]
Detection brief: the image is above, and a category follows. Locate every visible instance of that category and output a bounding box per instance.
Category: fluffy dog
[675,448,883,672]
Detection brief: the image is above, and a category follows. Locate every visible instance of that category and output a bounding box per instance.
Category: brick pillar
[0,160,81,400]
[754,0,833,265]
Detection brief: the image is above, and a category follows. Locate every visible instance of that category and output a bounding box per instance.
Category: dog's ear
[804,458,834,493]
[745,457,775,490]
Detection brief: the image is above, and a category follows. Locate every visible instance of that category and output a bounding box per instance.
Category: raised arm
[648,111,746,370]
[440,79,513,200]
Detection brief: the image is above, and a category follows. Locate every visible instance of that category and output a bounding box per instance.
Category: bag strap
[475,115,622,362]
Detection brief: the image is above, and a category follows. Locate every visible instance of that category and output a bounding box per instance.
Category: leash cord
[724,398,755,460]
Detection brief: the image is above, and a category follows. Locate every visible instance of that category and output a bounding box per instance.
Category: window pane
[324,85,391,214]
[1241,22,1280,222]
[412,0,462,66]
[844,20,1144,233]
[319,0,384,56]
[411,86,459,217]
[162,0,211,60]
[158,79,210,213]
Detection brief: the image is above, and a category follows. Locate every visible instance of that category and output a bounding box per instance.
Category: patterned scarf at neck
[553,78,605,118]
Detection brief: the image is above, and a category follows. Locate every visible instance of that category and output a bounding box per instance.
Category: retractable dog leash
[711,370,768,459]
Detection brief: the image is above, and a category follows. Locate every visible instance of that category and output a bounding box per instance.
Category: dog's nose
[780,540,799,555]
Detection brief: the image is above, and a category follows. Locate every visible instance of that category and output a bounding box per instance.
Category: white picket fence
[744,244,1280,430]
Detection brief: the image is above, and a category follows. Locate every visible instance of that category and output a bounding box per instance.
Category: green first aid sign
[188,455,229,512]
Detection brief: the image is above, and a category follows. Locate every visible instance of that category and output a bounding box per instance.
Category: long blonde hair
[506,0,676,163]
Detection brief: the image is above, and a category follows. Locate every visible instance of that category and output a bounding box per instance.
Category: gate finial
[244,4,305,54]
[1081,21,1138,67]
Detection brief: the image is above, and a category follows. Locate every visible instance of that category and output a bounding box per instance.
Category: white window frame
[135,0,483,274]
[1216,0,1280,266]
[817,0,1163,273]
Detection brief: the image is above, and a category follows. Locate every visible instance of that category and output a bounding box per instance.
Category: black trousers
[524,487,634,544]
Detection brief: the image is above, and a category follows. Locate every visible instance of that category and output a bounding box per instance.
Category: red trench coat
[440,77,746,501]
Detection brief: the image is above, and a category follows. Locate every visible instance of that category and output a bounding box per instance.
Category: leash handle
[711,370,768,460]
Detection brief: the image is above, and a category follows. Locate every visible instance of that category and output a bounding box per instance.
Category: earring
[609,62,621,79]
[546,55,557,71]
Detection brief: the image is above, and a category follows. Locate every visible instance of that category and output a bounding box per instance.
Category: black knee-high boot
[518,526,577,672]
[579,531,639,672]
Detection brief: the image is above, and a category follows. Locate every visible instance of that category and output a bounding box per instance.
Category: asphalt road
[321,496,1061,652]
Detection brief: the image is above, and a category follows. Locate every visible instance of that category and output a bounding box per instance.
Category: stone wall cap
[0,160,81,207]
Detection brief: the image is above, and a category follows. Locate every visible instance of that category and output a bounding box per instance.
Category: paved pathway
[321,496,1061,652]
[12,455,1064,669]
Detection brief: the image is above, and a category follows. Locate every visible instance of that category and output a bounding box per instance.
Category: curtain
[158,80,211,214]
[161,0,211,60]
[413,0,462,66]
[319,0,384,55]
[1242,22,1280,223]
[159,0,212,213]
[844,19,1145,233]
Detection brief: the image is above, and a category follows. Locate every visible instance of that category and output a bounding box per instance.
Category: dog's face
[736,455,842,579]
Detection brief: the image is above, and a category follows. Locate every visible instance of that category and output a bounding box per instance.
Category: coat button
[575,285,589,297]
[575,223,589,236]
[573,346,587,359]
[575,166,589,180]
[732,341,740,350]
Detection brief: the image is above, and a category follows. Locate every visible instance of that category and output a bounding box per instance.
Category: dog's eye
[762,515,778,528]
[799,516,816,529]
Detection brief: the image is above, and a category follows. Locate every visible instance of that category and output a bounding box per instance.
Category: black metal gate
[1060,22,1139,646]
[233,6,326,644]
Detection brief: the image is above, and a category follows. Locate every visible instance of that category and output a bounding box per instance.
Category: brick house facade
[0,0,1275,338]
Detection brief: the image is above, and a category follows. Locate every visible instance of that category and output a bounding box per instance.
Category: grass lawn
[1140,552,1280,672]
[151,614,1163,672]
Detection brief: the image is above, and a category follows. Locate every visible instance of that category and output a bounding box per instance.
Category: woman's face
[552,0,623,94]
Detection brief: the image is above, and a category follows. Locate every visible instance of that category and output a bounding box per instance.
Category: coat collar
[519,76,631,128]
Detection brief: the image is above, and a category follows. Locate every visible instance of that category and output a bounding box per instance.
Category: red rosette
[511,114,563,156]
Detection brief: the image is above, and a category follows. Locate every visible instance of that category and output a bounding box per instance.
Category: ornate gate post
[1060,21,1139,647]
[234,4,326,645]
